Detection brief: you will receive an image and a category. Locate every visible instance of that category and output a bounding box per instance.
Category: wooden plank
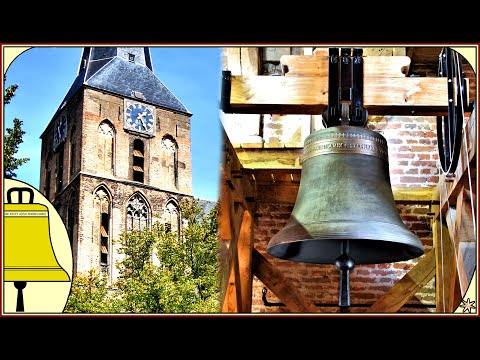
[404,47,415,76]
[431,202,444,312]
[221,207,246,313]
[222,131,256,212]
[218,238,230,309]
[222,264,240,312]
[241,48,261,76]
[432,212,461,313]
[392,48,407,56]
[237,211,254,312]
[444,204,467,307]
[230,75,450,116]
[453,189,470,297]
[257,183,299,204]
[281,55,410,78]
[252,248,319,313]
[225,48,241,75]
[366,249,436,313]
[219,182,233,241]
[363,48,406,57]
[225,47,260,76]
[235,148,302,170]
[391,187,435,203]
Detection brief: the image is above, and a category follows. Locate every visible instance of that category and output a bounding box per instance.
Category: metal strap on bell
[267,125,424,264]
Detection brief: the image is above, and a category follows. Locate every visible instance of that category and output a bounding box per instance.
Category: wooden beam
[225,48,241,75]
[219,182,233,241]
[221,131,256,212]
[235,148,302,170]
[222,261,241,312]
[229,74,450,116]
[221,205,245,313]
[391,187,435,204]
[240,48,261,76]
[252,248,319,313]
[366,249,436,313]
[363,48,407,57]
[225,47,260,76]
[256,183,299,204]
[433,213,462,313]
[453,189,472,297]
[281,54,410,78]
[237,211,254,312]
[218,182,235,306]
[404,47,415,76]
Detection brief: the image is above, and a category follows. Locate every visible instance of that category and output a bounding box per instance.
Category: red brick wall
[252,116,439,313]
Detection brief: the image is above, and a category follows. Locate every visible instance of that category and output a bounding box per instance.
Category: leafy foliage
[4,83,18,104]
[65,198,220,313]
[64,269,119,313]
[4,118,30,179]
[3,76,29,178]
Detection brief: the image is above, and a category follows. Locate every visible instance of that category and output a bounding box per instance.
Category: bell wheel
[436,47,468,176]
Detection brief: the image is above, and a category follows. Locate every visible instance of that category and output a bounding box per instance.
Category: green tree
[64,269,119,313]
[64,198,220,313]
[4,76,29,179]
[4,81,18,105]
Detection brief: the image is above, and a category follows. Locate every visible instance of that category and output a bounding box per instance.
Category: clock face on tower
[53,112,68,150]
[124,100,156,136]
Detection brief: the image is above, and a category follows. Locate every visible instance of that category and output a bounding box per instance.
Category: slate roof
[47,47,191,129]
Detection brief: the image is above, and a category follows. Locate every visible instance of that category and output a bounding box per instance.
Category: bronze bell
[266,125,424,307]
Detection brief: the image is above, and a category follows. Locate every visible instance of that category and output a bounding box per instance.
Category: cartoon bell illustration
[4,187,70,312]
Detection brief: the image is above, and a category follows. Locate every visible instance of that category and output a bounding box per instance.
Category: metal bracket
[220,70,232,113]
[323,48,368,128]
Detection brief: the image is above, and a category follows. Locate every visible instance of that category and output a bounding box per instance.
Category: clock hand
[137,111,148,129]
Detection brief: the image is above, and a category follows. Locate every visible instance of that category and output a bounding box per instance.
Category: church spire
[78,47,154,78]
[52,46,190,121]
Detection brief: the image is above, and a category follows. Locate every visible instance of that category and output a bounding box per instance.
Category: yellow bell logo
[3,180,72,313]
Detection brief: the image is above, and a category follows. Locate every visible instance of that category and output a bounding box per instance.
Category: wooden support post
[221,208,255,313]
[432,207,462,312]
[252,249,319,313]
[221,206,245,313]
[237,211,254,312]
[366,249,436,313]
[453,188,470,298]
[220,130,257,313]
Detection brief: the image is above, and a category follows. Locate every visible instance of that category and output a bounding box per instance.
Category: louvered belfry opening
[133,139,145,183]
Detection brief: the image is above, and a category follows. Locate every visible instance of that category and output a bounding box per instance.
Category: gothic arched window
[97,120,115,175]
[126,193,150,231]
[162,135,178,189]
[69,125,76,178]
[44,151,52,200]
[164,199,180,235]
[67,193,77,248]
[94,186,111,275]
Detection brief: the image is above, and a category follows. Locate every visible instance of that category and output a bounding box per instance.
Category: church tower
[39,47,193,281]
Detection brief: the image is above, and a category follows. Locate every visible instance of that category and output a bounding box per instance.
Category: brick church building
[39,47,193,282]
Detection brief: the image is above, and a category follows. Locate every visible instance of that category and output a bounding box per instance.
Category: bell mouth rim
[267,220,424,264]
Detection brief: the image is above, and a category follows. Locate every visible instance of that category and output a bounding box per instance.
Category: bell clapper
[335,241,355,311]
[14,281,27,312]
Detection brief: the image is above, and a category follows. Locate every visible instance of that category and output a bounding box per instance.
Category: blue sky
[3,46,222,201]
